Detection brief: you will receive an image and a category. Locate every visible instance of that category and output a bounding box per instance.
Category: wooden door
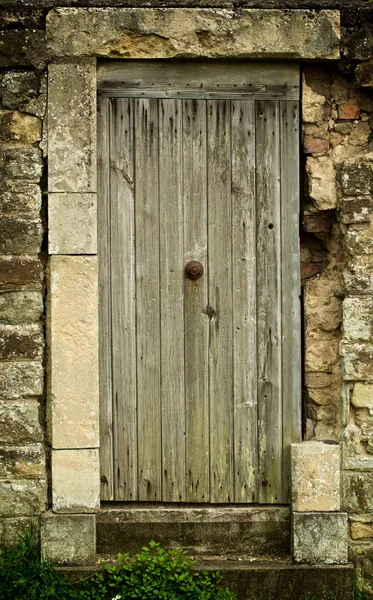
[98,62,301,504]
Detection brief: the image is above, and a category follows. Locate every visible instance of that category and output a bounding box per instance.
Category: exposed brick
[303,137,329,154]
[303,214,331,233]
[338,104,361,120]
[301,263,321,282]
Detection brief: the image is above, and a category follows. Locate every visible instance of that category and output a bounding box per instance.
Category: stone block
[0,445,45,480]
[345,223,373,270]
[0,361,43,399]
[343,270,373,295]
[306,156,337,210]
[338,104,361,120]
[0,182,41,217]
[343,472,373,512]
[0,258,43,292]
[291,442,341,511]
[305,293,342,332]
[2,71,39,110]
[0,399,42,444]
[0,480,46,517]
[356,60,373,88]
[52,449,100,513]
[0,292,43,325]
[302,79,326,124]
[41,512,96,566]
[349,542,373,596]
[338,162,372,196]
[2,148,43,181]
[47,8,340,60]
[339,196,372,224]
[0,517,39,547]
[49,256,98,448]
[340,342,373,381]
[48,59,96,193]
[305,337,339,372]
[350,515,373,540]
[352,383,373,413]
[303,137,329,154]
[293,512,348,564]
[0,29,48,70]
[0,326,43,360]
[0,110,41,145]
[343,297,373,342]
[0,216,42,255]
[48,193,97,254]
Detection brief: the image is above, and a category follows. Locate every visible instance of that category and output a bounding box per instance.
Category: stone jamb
[45,7,342,566]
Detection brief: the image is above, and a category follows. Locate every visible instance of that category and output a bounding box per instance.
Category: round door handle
[185,261,203,280]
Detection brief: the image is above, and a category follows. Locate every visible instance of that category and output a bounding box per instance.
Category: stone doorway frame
[42,7,341,565]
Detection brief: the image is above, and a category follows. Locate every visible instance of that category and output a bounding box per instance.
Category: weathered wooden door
[98,62,301,504]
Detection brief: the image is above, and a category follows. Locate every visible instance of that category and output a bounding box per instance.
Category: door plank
[183,99,210,502]
[159,99,186,502]
[135,98,162,501]
[98,95,114,501]
[256,100,283,504]
[207,100,234,503]
[110,98,137,500]
[231,100,258,503]
[280,100,301,502]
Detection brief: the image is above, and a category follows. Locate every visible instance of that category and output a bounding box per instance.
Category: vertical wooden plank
[280,100,301,502]
[97,95,114,501]
[159,99,185,502]
[110,98,137,500]
[207,100,234,503]
[135,98,162,501]
[183,99,209,502]
[231,100,258,503]
[256,100,283,504]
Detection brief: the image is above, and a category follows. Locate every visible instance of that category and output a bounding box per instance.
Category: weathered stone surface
[305,337,339,372]
[338,104,361,120]
[346,224,373,270]
[343,270,373,296]
[339,196,372,224]
[41,512,96,566]
[306,156,337,210]
[356,60,373,89]
[338,162,373,197]
[0,29,48,70]
[0,361,43,399]
[303,137,329,154]
[0,326,43,360]
[0,517,39,547]
[293,512,348,564]
[0,445,45,480]
[352,383,373,414]
[305,293,342,332]
[0,182,41,217]
[49,256,98,448]
[47,8,340,60]
[0,399,42,444]
[48,60,96,193]
[0,110,41,145]
[0,258,43,292]
[291,442,341,512]
[343,298,373,342]
[0,216,42,255]
[2,71,39,111]
[0,292,43,324]
[343,472,373,512]
[1,147,43,181]
[0,480,46,516]
[48,193,97,254]
[349,542,373,596]
[341,342,373,381]
[350,515,373,540]
[302,78,326,124]
[52,449,100,513]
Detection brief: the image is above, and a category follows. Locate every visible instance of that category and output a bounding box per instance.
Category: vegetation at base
[0,527,236,600]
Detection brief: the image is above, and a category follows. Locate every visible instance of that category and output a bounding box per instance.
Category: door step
[96,505,290,558]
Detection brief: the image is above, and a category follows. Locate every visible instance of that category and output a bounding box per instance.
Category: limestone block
[47,8,340,60]
[349,542,373,596]
[0,361,43,399]
[293,512,348,564]
[305,293,341,332]
[306,156,337,210]
[0,292,43,325]
[0,445,45,480]
[339,196,372,224]
[302,78,326,124]
[343,270,373,296]
[0,216,43,255]
[0,182,42,217]
[346,224,373,270]
[2,71,39,110]
[0,29,48,70]
[0,258,43,292]
[48,59,96,193]
[338,162,372,196]
[0,480,46,516]
[0,326,43,360]
[340,342,373,381]
[343,297,373,342]
[305,337,339,372]
[291,442,340,511]
[52,449,100,513]
[343,472,373,512]
[48,193,97,254]
[0,399,42,444]
[49,256,99,448]
[350,515,373,540]
[0,110,41,145]
[352,383,373,414]
[41,512,95,566]
[0,517,39,547]
[2,148,43,181]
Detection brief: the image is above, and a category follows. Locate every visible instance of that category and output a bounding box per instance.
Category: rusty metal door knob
[185,261,203,280]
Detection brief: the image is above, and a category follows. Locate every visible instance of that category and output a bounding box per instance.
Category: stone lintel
[291,442,341,512]
[41,512,96,565]
[46,8,340,60]
[52,449,100,513]
[293,512,348,565]
[48,256,99,449]
[48,193,97,254]
[48,58,96,193]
